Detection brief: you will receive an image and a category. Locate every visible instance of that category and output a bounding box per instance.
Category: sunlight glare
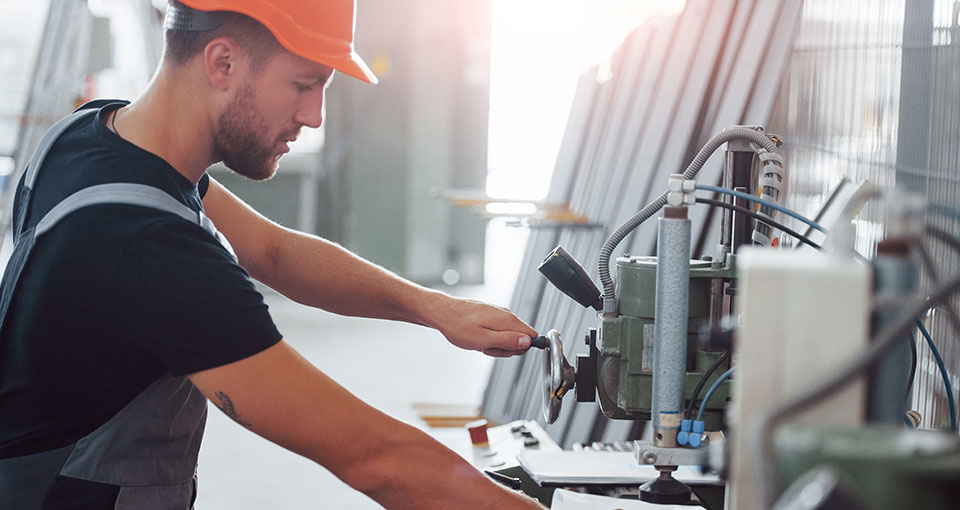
[487,0,685,201]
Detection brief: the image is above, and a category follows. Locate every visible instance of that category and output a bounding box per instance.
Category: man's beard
[213,84,282,181]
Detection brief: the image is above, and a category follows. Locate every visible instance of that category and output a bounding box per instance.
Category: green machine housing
[577,255,735,430]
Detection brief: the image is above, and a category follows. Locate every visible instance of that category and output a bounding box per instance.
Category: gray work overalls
[0,107,236,509]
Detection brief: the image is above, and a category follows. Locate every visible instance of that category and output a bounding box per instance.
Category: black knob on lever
[529,336,549,350]
[538,246,602,311]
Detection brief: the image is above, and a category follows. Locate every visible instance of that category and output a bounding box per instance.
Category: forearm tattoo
[214,391,252,428]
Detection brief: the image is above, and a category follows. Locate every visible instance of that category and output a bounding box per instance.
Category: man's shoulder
[24,103,201,235]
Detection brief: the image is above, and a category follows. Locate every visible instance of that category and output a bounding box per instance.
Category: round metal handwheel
[541,329,576,424]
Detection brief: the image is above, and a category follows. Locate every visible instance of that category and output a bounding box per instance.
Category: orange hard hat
[170,0,377,84]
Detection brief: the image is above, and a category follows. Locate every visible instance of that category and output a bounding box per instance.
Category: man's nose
[295,95,324,129]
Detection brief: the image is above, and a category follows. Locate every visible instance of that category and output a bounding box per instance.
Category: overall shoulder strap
[14,109,99,238]
[35,183,200,236]
[34,182,236,260]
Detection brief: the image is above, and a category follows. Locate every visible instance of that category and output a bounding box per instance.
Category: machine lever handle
[530,336,549,350]
[538,246,603,310]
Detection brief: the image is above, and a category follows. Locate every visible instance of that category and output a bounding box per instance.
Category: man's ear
[203,36,244,91]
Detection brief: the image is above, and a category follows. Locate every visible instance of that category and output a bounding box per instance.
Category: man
[0,1,545,508]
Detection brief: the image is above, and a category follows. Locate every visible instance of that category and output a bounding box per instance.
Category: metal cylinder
[869,244,917,424]
[652,206,691,447]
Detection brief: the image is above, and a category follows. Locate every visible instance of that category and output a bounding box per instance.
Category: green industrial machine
[536,249,737,505]
[591,256,732,430]
[532,127,784,505]
[774,426,960,510]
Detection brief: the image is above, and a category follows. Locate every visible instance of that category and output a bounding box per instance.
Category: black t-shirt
[0,100,283,458]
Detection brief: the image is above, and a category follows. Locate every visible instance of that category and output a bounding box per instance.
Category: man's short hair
[163,1,282,71]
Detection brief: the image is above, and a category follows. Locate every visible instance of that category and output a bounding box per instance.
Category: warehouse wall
[766,0,960,431]
[323,0,490,284]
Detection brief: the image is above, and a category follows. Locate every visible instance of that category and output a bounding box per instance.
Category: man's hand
[425,295,538,357]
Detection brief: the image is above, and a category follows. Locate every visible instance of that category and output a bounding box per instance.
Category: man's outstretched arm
[188,341,544,509]
[202,177,537,356]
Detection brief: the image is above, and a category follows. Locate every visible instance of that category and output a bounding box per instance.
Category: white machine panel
[728,248,870,510]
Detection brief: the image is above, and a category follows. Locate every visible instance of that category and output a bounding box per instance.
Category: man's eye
[294,82,313,93]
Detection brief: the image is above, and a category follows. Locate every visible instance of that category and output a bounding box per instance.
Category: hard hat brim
[305,50,379,85]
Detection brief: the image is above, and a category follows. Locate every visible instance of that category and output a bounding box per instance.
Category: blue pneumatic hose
[697,366,737,422]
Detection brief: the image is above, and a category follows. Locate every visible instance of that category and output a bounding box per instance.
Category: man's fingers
[478,332,540,358]
[482,331,532,353]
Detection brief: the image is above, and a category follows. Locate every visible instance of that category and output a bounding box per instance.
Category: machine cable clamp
[666,174,696,207]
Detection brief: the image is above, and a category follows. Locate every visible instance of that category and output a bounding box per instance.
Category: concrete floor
[194,286,502,509]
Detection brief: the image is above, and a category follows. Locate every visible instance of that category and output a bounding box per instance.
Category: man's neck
[115,71,217,184]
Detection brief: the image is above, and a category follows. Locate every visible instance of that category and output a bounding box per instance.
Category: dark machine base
[639,469,693,505]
